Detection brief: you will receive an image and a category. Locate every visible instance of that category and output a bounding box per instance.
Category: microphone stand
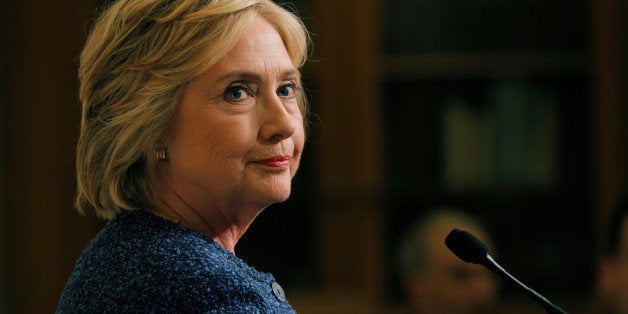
[483,255,567,314]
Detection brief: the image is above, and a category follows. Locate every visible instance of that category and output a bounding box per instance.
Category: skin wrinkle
[156,16,304,253]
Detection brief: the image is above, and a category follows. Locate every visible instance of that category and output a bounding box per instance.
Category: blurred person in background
[397,207,499,314]
[57,0,310,312]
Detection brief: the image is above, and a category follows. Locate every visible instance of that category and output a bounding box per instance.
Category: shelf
[384,50,591,79]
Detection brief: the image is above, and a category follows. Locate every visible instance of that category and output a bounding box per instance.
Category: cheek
[204,123,253,162]
[292,109,306,144]
[294,122,306,150]
[291,123,306,172]
[170,121,246,169]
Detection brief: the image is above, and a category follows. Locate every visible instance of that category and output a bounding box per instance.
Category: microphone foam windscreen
[445,228,489,264]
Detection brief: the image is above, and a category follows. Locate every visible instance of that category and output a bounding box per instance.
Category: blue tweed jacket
[57,210,295,313]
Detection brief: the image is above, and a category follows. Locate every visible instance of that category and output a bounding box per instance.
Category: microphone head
[445,228,489,264]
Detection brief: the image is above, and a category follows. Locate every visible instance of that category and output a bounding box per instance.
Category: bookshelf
[381,0,595,304]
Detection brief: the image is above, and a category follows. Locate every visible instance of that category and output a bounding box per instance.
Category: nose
[259,94,298,142]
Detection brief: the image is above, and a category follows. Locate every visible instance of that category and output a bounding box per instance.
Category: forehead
[211,17,295,75]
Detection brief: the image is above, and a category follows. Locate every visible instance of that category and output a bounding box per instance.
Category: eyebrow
[215,69,301,84]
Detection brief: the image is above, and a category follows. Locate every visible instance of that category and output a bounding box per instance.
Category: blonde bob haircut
[76,0,310,219]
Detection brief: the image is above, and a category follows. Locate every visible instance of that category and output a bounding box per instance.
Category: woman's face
[161,16,305,210]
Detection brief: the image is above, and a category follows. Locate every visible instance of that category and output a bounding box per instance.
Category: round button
[271,281,286,302]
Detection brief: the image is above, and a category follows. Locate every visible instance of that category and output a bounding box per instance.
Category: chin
[244,173,294,205]
[248,185,292,206]
[268,189,292,204]
[271,185,294,203]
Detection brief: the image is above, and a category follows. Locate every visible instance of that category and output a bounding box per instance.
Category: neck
[155,182,263,253]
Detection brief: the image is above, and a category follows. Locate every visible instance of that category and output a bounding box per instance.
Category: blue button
[271,282,286,302]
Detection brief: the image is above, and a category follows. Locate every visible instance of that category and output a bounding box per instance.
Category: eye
[277,83,299,98]
[223,84,254,101]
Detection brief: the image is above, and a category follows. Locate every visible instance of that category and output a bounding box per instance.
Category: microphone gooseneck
[445,228,567,314]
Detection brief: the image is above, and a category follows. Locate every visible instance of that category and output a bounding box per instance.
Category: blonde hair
[76,0,310,219]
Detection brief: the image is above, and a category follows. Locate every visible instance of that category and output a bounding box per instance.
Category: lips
[255,155,290,168]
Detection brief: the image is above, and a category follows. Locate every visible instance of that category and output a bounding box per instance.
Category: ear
[596,256,615,297]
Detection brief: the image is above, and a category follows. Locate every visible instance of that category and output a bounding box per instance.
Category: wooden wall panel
[310,0,386,300]
[593,0,628,246]
[0,0,8,311]
[3,2,98,312]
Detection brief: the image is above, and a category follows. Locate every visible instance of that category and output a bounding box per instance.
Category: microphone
[445,228,567,314]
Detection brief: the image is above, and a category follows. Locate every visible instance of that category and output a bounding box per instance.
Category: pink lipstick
[255,156,290,168]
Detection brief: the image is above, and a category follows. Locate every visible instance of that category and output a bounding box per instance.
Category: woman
[58,0,309,312]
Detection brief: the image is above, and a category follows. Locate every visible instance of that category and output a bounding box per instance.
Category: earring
[156,147,168,161]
